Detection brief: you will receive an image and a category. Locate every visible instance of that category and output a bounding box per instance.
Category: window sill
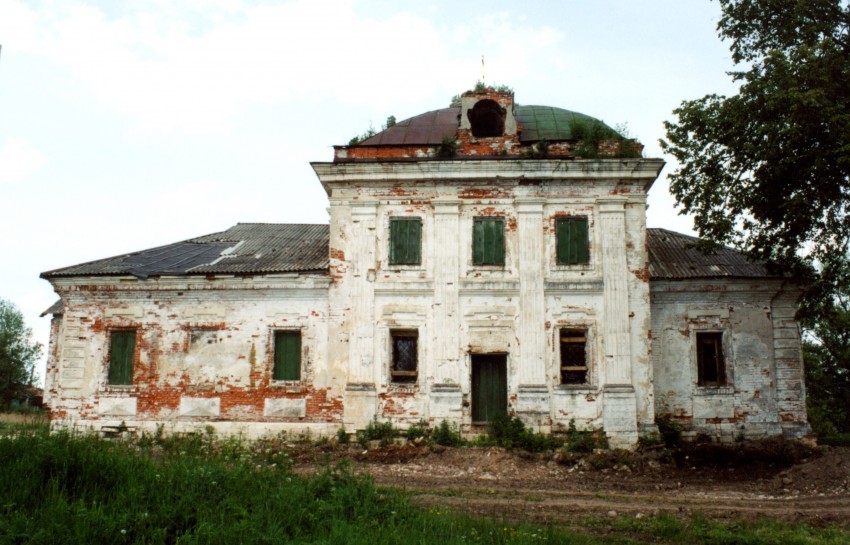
[269,381,306,393]
[555,385,597,392]
[103,384,134,391]
[388,382,419,393]
[695,386,734,396]
[552,264,594,272]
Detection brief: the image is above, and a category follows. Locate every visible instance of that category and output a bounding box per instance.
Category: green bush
[486,414,562,453]
[656,413,683,448]
[430,420,464,447]
[565,419,608,453]
[357,416,397,447]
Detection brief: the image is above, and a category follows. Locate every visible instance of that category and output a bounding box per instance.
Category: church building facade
[41,88,811,447]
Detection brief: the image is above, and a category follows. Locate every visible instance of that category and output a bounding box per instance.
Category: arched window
[468,99,505,137]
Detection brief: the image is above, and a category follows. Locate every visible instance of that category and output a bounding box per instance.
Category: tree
[661,0,850,312]
[0,298,42,408]
[803,257,850,436]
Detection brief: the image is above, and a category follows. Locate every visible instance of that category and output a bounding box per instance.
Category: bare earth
[294,443,850,527]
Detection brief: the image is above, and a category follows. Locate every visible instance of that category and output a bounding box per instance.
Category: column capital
[598,198,628,213]
[516,198,546,214]
[433,199,462,214]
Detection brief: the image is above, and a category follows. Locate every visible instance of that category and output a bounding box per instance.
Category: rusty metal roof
[42,224,773,282]
[40,300,64,316]
[359,105,616,146]
[647,228,775,280]
[41,223,329,279]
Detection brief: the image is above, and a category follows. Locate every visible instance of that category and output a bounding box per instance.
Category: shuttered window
[389,218,421,265]
[108,330,136,385]
[273,331,301,381]
[696,332,726,387]
[556,217,589,265]
[473,217,505,266]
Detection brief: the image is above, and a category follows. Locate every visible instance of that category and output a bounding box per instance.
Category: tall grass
[1,427,848,544]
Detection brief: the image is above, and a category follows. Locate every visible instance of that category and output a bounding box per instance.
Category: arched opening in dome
[468,100,505,138]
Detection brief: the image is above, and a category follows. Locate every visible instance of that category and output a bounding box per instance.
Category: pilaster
[599,198,638,445]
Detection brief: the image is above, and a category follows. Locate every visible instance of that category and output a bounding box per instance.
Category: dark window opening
[468,99,505,137]
[190,329,217,346]
[697,332,726,386]
[560,329,588,385]
[108,330,136,386]
[391,330,418,383]
[389,218,422,265]
[556,217,590,265]
[473,217,505,266]
[273,330,301,381]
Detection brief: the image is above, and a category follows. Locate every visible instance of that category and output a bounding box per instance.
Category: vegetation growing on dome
[347,115,397,146]
[571,119,641,159]
[450,81,514,106]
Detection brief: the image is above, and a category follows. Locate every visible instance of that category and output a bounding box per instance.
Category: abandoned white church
[41,88,811,447]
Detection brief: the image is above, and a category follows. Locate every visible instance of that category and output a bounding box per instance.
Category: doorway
[471,354,508,423]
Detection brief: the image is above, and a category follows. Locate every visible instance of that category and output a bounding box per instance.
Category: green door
[471,354,508,423]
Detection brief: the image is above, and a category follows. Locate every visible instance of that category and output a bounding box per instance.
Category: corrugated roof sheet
[358,105,617,146]
[40,300,64,316]
[647,228,775,280]
[41,224,775,282]
[41,223,329,279]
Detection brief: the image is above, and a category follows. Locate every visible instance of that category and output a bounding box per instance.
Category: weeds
[487,414,563,453]
[431,419,464,447]
[565,419,608,453]
[656,413,683,448]
[0,425,846,544]
[357,416,397,448]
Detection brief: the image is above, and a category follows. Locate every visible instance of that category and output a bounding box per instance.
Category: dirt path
[295,444,850,526]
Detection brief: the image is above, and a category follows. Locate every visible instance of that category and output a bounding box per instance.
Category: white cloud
[0,0,576,135]
[0,138,46,185]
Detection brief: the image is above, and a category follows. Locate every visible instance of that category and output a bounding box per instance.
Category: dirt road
[297,443,850,526]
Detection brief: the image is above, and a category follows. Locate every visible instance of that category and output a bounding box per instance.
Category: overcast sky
[0,0,739,384]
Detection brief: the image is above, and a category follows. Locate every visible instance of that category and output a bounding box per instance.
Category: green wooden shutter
[473,218,505,265]
[274,331,301,381]
[557,218,589,265]
[473,218,485,264]
[389,218,421,265]
[108,331,135,385]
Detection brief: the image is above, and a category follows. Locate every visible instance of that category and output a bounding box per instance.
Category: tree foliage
[0,298,42,408]
[661,0,850,312]
[803,258,850,436]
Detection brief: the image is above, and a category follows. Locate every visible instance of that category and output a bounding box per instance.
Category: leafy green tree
[0,298,42,408]
[661,0,849,311]
[802,257,850,436]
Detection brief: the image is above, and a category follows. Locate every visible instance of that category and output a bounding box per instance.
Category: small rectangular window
[108,330,136,385]
[556,217,589,265]
[389,218,422,265]
[473,217,505,266]
[696,332,726,386]
[391,330,418,383]
[273,331,301,381]
[560,329,588,385]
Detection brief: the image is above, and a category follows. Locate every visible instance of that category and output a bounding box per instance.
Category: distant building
[41,88,811,446]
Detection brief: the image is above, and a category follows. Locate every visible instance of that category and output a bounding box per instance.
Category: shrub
[336,425,351,445]
[430,420,464,447]
[357,416,396,448]
[487,414,562,453]
[656,413,683,449]
[404,420,430,442]
[437,136,458,158]
[565,419,608,453]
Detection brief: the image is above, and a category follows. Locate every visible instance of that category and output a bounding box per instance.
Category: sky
[0,0,740,385]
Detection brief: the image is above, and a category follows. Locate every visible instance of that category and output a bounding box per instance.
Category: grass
[0,423,848,544]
